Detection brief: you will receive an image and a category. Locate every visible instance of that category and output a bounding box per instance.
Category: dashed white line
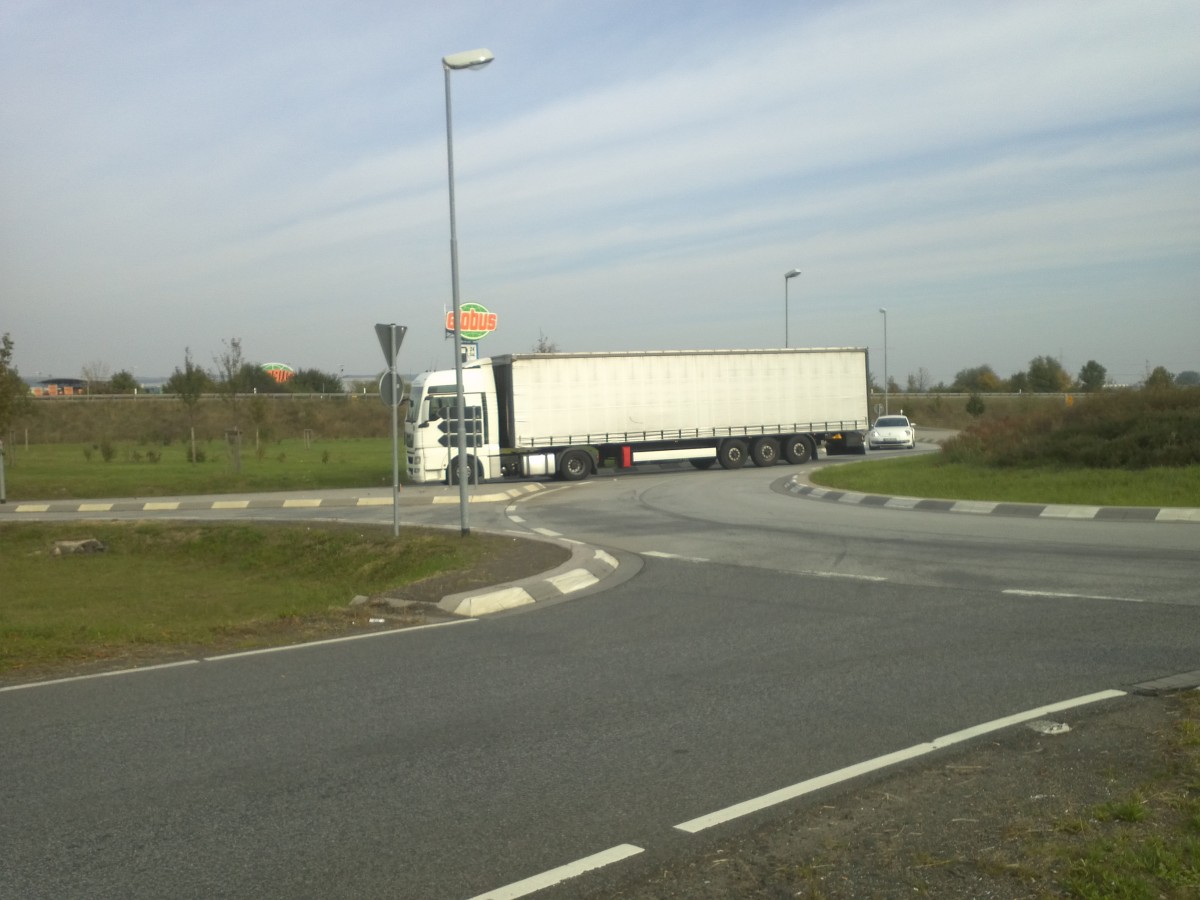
[642,551,710,562]
[1004,589,1145,603]
[468,844,644,900]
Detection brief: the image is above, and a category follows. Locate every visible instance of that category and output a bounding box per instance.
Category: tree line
[878,355,1199,395]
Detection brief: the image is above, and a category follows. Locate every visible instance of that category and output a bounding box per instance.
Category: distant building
[30,377,88,397]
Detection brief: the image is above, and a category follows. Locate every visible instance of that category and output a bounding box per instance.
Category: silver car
[868,415,915,450]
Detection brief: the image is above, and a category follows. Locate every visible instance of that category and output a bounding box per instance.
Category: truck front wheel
[718,439,748,469]
[448,456,480,485]
[557,449,592,481]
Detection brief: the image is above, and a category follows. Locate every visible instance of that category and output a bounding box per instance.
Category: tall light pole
[783,268,801,348]
[443,47,493,537]
[879,307,889,415]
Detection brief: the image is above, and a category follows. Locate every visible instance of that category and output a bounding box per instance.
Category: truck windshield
[407,385,457,425]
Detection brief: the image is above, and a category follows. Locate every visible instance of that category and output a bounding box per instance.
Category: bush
[941,388,1200,469]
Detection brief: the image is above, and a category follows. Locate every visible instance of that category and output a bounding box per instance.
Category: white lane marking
[282,498,322,508]
[533,527,562,537]
[212,500,250,509]
[674,689,1126,834]
[508,514,525,524]
[0,660,200,693]
[14,504,50,512]
[355,497,391,507]
[203,618,475,660]
[143,501,180,510]
[1004,589,1145,603]
[78,503,114,512]
[642,551,710,562]
[800,570,887,582]
[469,844,644,900]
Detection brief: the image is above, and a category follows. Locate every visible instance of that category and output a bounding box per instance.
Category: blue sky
[3,0,1197,387]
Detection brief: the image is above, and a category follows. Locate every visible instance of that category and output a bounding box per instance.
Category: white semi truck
[405,348,869,484]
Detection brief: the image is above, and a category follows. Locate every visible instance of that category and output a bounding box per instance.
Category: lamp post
[783,268,801,348]
[443,47,494,537]
[879,307,889,415]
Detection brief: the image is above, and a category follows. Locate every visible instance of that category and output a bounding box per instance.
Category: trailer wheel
[717,439,748,469]
[689,458,716,470]
[557,449,592,481]
[782,435,813,464]
[751,437,780,467]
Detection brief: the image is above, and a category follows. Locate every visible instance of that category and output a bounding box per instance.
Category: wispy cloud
[2,0,1196,384]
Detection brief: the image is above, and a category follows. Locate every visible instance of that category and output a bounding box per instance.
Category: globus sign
[445,303,497,341]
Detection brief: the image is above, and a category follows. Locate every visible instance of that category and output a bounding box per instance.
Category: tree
[532,331,559,353]
[80,360,111,394]
[1077,359,1107,392]
[1144,366,1175,390]
[1175,370,1199,387]
[166,348,212,462]
[214,338,248,473]
[952,365,1002,393]
[0,333,33,436]
[109,370,139,394]
[905,367,931,393]
[965,393,986,417]
[290,368,344,393]
[1025,355,1073,393]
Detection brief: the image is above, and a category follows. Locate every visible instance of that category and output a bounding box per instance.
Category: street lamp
[443,47,494,536]
[879,307,889,415]
[783,269,801,348]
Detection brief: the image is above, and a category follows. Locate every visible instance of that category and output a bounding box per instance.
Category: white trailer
[405,348,869,483]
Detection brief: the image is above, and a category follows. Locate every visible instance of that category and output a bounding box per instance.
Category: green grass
[2,438,399,500]
[0,521,485,674]
[813,455,1200,507]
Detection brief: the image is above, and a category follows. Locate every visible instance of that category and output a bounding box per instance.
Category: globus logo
[444,303,498,341]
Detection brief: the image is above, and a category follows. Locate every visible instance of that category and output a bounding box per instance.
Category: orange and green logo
[445,303,497,341]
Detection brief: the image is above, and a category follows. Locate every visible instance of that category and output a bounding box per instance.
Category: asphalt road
[3,454,1198,899]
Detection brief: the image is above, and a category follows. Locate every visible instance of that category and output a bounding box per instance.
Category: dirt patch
[585,692,1200,899]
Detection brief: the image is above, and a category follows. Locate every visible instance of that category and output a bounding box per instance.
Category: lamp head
[784,269,802,279]
[443,48,495,70]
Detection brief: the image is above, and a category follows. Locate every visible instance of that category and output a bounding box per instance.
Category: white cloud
[1,0,1197,385]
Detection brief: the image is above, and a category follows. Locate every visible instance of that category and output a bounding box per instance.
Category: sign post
[374,323,407,537]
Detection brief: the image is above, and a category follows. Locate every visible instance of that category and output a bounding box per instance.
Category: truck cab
[405,361,501,484]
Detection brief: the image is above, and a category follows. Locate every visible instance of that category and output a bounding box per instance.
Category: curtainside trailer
[405,348,869,483]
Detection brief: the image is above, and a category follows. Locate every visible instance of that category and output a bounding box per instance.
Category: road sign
[374,323,407,368]
[379,372,403,408]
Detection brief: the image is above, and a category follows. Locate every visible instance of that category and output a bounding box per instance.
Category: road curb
[437,538,621,616]
[0,483,548,515]
[784,476,1200,524]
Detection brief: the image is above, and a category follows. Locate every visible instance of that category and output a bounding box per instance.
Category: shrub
[941,388,1200,469]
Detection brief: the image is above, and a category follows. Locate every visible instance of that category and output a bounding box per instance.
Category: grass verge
[1,438,397,500]
[813,454,1200,507]
[0,521,503,678]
